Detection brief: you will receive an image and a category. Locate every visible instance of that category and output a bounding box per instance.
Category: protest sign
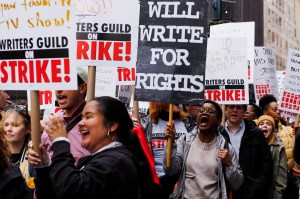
[205,37,248,104]
[75,0,139,67]
[279,49,300,114]
[281,110,297,120]
[117,67,135,85]
[135,0,209,104]
[253,47,278,100]
[210,22,255,83]
[118,85,133,106]
[95,66,117,97]
[129,100,149,117]
[27,90,55,110]
[277,70,286,100]
[0,1,77,90]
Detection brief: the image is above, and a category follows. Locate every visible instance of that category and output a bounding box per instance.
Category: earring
[107,130,110,136]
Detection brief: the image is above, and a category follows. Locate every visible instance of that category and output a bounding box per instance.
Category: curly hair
[0,121,10,171]
[258,94,277,111]
[149,102,186,124]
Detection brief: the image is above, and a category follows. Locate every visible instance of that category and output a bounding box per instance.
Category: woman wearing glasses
[163,100,243,199]
[1,105,36,199]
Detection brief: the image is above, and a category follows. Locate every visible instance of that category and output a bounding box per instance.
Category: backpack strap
[66,114,82,133]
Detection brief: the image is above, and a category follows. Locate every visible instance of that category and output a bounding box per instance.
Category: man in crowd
[183,104,200,132]
[220,104,273,199]
[32,66,90,199]
[0,90,10,120]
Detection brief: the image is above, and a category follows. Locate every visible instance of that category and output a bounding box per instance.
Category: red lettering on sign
[205,89,246,101]
[76,40,131,61]
[0,59,70,83]
[117,67,136,82]
[40,90,53,105]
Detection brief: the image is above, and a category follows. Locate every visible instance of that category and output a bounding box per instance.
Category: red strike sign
[117,67,135,82]
[0,58,71,83]
[205,89,245,101]
[77,41,131,61]
[39,90,52,105]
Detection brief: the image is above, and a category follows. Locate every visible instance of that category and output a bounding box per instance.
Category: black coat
[35,142,139,199]
[220,120,273,199]
[0,164,28,199]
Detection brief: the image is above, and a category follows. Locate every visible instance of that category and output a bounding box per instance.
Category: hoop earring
[107,130,110,136]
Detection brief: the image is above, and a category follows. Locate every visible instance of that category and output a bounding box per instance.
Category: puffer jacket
[163,128,244,199]
[278,121,295,170]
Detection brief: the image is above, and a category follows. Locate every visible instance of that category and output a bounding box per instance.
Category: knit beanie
[256,115,275,129]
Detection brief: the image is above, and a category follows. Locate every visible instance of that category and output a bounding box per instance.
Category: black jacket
[35,142,139,199]
[220,120,273,199]
[0,164,28,199]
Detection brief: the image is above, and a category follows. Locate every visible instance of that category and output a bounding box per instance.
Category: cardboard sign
[0,1,77,90]
[75,0,139,67]
[95,66,117,97]
[253,47,278,101]
[135,0,209,104]
[279,49,300,114]
[27,90,55,110]
[205,37,248,104]
[210,22,255,83]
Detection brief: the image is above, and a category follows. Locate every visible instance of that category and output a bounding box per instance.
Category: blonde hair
[1,109,31,131]
[0,121,10,171]
[149,102,186,124]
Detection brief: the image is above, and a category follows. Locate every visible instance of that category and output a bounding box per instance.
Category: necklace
[12,160,20,166]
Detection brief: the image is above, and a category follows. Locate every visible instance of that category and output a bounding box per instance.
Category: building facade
[264,0,300,70]
[210,0,300,70]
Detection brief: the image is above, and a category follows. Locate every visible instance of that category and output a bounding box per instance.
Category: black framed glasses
[199,107,216,114]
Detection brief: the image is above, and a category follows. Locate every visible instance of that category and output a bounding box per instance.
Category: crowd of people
[0,74,300,199]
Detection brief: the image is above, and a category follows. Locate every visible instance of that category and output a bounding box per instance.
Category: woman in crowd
[0,113,28,198]
[1,105,35,198]
[163,100,243,199]
[257,115,287,198]
[28,96,140,199]
[141,102,188,199]
[244,102,262,121]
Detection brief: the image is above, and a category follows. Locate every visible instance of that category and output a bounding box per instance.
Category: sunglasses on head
[4,105,27,113]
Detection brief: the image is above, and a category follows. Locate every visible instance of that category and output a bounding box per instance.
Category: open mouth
[199,116,209,127]
[262,129,268,134]
[57,95,67,100]
[81,130,90,137]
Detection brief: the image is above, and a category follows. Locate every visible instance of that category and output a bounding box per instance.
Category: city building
[210,0,300,70]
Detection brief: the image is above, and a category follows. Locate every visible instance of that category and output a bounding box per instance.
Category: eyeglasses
[227,105,244,110]
[198,107,216,114]
[245,111,255,115]
[4,105,27,112]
